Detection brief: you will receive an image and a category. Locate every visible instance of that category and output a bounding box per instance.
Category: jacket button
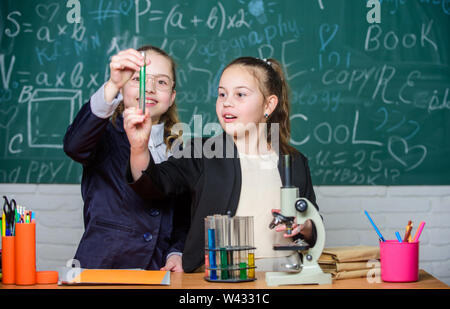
[143,233,153,242]
[149,209,160,216]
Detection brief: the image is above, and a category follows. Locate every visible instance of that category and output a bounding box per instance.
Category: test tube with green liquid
[232,217,240,279]
[139,51,146,113]
[219,216,229,280]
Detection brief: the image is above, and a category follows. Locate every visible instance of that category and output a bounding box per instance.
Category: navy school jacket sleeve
[127,139,200,257]
[63,101,109,165]
[127,137,204,199]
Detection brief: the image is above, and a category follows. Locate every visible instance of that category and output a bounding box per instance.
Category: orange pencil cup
[2,236,15,284]
[15,223,36,285]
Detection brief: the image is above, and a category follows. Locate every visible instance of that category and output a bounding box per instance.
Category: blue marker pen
[364,210,385,242]
[395,231,402,243]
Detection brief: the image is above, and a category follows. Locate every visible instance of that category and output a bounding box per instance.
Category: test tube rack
[204,215,256,283]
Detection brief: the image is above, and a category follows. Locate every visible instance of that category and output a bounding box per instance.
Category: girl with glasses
[63,45,190,272]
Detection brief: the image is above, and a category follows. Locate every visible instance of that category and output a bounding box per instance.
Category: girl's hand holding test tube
[115,49,152,181]
[124,106,152,180]
[105,49,150,103]
[120,49,153,158]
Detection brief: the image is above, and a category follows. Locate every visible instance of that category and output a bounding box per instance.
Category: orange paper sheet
[66,269,170,285]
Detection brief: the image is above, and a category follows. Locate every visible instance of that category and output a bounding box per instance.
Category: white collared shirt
[148,122,172,163]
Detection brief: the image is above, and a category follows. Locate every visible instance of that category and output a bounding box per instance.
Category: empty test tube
[213,215,223,279]
[226,215,234,280]
[238,217,248,280]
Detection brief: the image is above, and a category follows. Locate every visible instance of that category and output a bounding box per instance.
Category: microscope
[265,155,332,286]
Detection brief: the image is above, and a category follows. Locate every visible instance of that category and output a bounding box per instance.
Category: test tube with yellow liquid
[247,216,255,279]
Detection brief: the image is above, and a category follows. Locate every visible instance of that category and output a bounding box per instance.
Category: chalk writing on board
[388,136,427,172]
[134,1,250,36]
[26,89,82,149]
[364,20,438,52]
[291,110,383,147]
[0,0,448,184]
[381,0,450,16]
[0,54,15,89]
[248,0,275,24]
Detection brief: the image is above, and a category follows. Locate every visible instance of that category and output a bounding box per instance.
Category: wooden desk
[0,270,448,289]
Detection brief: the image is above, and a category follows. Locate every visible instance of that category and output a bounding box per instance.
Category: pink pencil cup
[380,240,419,282]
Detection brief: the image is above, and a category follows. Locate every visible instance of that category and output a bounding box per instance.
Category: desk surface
[0,270,448,289]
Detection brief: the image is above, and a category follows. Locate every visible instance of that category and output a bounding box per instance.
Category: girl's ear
[170,90,176,107]
[265,94,278,116]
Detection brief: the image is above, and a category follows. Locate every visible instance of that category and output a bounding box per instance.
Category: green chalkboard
[0,0,449,185]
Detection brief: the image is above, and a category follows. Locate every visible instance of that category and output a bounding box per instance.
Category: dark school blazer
[128,133,318,273]
[64,102,190,270]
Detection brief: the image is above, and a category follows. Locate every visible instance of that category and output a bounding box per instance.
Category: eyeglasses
[129,73,174,92]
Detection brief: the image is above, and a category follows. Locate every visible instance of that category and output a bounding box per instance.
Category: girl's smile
[136,96,158,107]
[222,112,238,123]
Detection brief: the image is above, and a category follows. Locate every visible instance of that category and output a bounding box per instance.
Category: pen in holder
[1,236,15,284]
[15,222,36,285]
[204,215,256,283]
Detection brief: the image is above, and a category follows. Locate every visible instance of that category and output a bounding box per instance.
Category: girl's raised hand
[123,106,152,155]
[105,49,150,101]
